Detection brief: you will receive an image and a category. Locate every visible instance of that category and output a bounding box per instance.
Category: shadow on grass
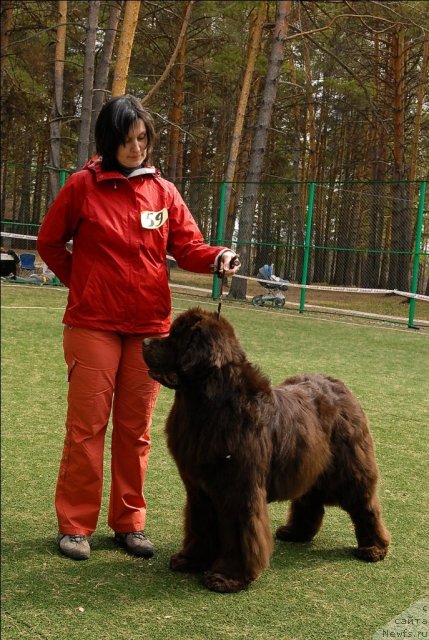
[2,531,360,565]
[2,532,361,606]
[272,540,358,564]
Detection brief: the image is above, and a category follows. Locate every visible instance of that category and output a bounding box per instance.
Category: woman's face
[116,119,147,168]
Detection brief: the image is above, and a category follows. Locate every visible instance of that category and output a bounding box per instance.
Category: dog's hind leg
[275,490,325,543]
[343,495,390,562]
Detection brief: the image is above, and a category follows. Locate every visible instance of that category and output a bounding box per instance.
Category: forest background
[1,0,429,297]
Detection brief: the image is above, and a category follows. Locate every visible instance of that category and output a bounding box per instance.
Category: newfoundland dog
[143,307,390,593]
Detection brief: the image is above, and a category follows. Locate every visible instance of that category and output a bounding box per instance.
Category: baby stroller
[252,264,289,308]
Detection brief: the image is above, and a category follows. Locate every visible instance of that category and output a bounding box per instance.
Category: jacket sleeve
[166,182,228,274]
[37,173,84,287]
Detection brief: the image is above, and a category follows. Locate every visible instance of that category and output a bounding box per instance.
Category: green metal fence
[210,179,428,328]
[1,162,428,327]
[0,161,71,248]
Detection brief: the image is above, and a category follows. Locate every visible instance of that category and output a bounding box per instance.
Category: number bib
[140,208,168,229]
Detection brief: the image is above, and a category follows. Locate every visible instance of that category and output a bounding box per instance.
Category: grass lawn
[1,283,428,640]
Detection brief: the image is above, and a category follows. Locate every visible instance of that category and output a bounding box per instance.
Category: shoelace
[129,531,147,540]
[69,534,87,542]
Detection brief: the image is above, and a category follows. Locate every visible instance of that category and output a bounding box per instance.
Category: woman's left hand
[218,250,241,276]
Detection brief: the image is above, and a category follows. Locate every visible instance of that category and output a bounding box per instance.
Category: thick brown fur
[143,308,390,593]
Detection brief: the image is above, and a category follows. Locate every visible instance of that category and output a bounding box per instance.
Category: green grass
[1,283,428,640]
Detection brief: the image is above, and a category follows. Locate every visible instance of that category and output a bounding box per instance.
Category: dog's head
[143,307,243,390]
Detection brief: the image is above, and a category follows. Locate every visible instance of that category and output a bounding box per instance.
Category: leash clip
[216,275,225,320]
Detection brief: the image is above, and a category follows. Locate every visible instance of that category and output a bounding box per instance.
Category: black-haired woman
[38,94,240,561]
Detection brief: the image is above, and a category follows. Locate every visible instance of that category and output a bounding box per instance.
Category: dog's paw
[275,525,314,542]
[203,571,249,593]
[169,552,193,572]
[353,545,389,562]
[169,552,206,573]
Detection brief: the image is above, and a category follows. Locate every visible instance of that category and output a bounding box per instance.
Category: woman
[37,95,240,561]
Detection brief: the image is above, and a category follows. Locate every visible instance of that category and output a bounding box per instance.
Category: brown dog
[143,307,390,593]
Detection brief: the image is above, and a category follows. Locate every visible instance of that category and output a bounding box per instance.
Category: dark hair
[95,95,156,167]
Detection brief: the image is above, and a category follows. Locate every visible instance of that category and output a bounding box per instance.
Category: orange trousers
[56,326,160,537]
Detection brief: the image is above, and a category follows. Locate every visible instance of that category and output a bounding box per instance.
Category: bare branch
[141,0,195,106]
[286,11,405,42]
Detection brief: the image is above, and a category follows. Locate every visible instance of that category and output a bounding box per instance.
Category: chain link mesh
[1,163,428,300]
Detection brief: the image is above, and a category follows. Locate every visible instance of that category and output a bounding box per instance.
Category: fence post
[212,181,227,300]
[408,180,427,329]
[299,182,316,313]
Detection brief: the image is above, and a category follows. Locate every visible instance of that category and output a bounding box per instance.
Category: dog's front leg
[170,484,218,573]
[203,484,273,593]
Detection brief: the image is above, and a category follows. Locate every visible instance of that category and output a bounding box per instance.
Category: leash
[216,274,225,320]
[215,255,240,320]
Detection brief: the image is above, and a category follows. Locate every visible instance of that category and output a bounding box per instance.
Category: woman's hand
[217,250,241,276]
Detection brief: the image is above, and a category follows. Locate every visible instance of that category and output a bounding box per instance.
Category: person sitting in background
[0,249,19,278]
[37,94,240,561]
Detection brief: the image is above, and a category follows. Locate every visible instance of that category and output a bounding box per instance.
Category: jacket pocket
[63,325,77,381]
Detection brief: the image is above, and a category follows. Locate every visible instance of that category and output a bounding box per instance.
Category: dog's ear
[179,323,212,373]
[179,321,234,374]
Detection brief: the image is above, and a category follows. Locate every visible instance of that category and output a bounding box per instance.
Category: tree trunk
[77,0,100,169]
[302,40,316,183]
[111,0,141,97]
[222,1,266,225]
[18,137,33,226]
[229,0,292,300]
[1,0,13,92]
[89,0,123,156]
[388,27,412,291]
[364,33,388,288]
[224,73,264,244]
[311,75,330,283]
[409,34,429,183]
[32,146,45,224]
[48,0,67,202]
[188,74,207,212]
[289,58,305,281]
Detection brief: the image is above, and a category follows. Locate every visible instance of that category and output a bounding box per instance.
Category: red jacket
[37,158,226,334]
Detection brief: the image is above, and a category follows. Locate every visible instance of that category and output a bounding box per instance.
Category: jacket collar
[84,156,158,182]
